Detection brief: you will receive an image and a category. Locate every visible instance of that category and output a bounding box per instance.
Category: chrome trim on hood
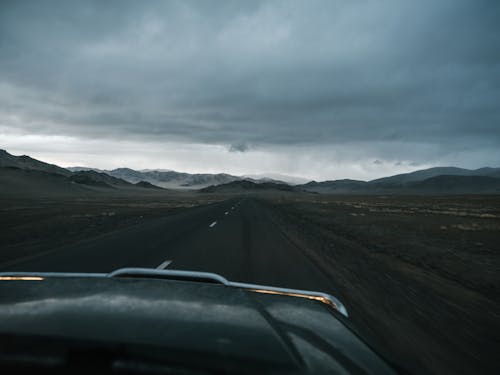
[0,267,348,317]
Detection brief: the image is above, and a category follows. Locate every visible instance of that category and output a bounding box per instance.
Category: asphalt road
[4,198,336,293]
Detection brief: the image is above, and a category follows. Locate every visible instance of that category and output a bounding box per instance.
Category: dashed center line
[209,221,217,228]
[157,260,173,269]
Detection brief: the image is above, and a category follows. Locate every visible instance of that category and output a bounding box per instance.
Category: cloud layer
[0,0,499,178]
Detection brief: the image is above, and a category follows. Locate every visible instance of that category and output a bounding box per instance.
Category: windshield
[1,1,499,374]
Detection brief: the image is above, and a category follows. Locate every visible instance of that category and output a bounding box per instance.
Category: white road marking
[224,211,229,215]
[209,221,217,228]
[157,260,172,269]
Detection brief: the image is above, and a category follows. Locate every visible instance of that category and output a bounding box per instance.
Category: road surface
[3,198,336,293]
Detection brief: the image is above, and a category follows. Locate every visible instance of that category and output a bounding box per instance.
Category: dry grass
[266,194,500,375]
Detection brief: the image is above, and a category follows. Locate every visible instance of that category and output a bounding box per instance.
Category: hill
[409,175,500,194]
[68,170,133,188]
[134,180,165,189]
[370,166,500,186]
[0,150,164,197]
[298,179,367,193]
[296,167,500,194]
[0,149,71,176]
[200,180,294,193]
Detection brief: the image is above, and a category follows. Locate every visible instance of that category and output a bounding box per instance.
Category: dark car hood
[0,275,397,374]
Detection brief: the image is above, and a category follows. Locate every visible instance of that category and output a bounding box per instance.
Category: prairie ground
[264,194,500,375]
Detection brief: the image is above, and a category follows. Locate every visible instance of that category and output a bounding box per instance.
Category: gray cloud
[0,0,499,170]
[229,143,250,153]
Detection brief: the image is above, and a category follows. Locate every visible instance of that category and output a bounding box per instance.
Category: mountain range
[66,167,290,189]
[298,167,500,194]
[1,149,500,195]
[0,149,164,197]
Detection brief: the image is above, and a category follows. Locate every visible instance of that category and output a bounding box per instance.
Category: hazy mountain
[120,169,238,189]
[105,168,153,184]
[68,166,291,189]
[134,181,164,189]
[200,180,294,193]
[67,166,104,173]
[242,173,309,185]
[3,150,500,195]
[0,150,162,196]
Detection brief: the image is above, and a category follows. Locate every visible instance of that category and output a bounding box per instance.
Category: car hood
[0,274,397,374]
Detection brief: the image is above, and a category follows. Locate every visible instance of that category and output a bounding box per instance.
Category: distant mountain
[0,150,165,197]
[3,150,500,195]
[409,175,500,194]
[296,167,500,194]
[104,168,152,183]
[242,173,309,185]
[68,170,133,188]
[298,179,367,193]
[67,166,104,173]
[473,167,500,179]
[134,181,164,189]
[1,149,71,176]
[200,180,294,193]
[68,166,290,189]
[370,167,500,186]
[111,169,240,189]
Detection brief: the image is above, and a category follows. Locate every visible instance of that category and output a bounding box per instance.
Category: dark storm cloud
[1,0,499,162]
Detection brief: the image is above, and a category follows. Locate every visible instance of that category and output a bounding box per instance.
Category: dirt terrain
[0,194,222,267]
[264,194,500,375]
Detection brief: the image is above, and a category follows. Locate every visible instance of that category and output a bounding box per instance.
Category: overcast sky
[1,0,499,181]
